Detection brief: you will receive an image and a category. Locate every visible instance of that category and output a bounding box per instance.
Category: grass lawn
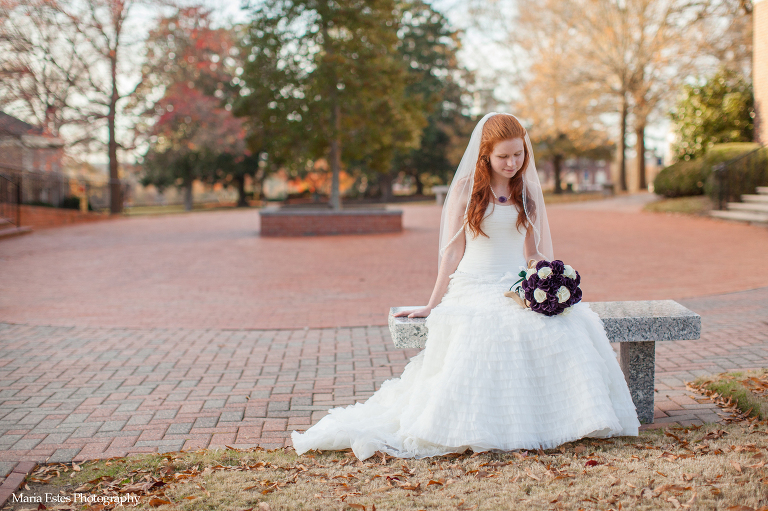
[122,203,241,217]
[543,192,607,204]
[4,370,768,511]
[643,196,713,216]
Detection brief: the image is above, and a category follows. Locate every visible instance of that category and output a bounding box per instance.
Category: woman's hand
[393,306,433,318]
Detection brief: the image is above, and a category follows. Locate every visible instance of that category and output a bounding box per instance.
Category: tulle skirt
[290,270,640,460]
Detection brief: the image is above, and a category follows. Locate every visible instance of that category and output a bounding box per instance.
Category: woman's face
[489,138,525,180]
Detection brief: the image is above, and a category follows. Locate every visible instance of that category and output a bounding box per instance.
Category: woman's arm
[523,225,542,266]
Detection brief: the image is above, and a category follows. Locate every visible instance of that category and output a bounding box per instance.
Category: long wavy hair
[466,114,535,239]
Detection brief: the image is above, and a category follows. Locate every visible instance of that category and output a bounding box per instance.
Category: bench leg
[619,341,655,424]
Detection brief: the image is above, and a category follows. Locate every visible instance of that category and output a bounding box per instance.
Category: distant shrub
[654,143,760,198]
[59,196,94,211]
[26,200,56,208]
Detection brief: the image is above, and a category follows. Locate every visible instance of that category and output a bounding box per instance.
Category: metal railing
[0,172,21,228]
[712,146,768,210]
[0,166,113,212]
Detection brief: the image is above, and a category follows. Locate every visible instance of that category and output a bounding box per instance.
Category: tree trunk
[636,123,647,191]
[380,171,394,202]
[329,104,342,210]
[553,153,563,195]
[413,171,424,195]
[236,175,248,207]
[108,52,121,214]
[618,92,628,192]
[324,21,342,211]
[184,181,193,211]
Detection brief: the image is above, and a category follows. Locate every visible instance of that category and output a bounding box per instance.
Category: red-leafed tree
[139,7,258,208]
[141,84,249,210]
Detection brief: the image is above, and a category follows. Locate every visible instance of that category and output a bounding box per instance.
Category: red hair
[466,114,534,239]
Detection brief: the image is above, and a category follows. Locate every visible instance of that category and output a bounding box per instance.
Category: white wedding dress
[291,203,640,460]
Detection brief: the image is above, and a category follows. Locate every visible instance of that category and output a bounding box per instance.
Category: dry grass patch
[643,195,713,216]
[543,192,607,204]
[4,422,768,511]
[689,369,768,422]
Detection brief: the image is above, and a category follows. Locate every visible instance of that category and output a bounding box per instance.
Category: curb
[0,226,32,241]
[0,462,37,508]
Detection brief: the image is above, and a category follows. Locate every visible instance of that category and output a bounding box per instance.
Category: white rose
[534,288,548,303]
[556,285,571,303]
[561,306,573,316]
[563,265,577,280]
[525,267,538,279]
[537,266,552,279]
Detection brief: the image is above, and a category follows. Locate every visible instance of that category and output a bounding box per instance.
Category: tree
[510,0,613,193]
[141,84,247,210]
[504,0,708,192]
[671,67,754,161]
[0,1,91,140]
[234,9,306,198]
[55,0,149,214]
[132,7,239,106]
[389,0,474,197]
[137,7,263,208]
[241,0,426,209]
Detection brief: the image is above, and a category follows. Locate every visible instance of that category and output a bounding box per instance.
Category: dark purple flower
[550,260,565,275]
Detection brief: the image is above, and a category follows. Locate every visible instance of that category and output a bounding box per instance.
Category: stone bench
[432,185,450,205]
[388,300,701,424]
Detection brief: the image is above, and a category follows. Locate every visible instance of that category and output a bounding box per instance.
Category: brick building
[0,112,64,173]
[756,0,767,144]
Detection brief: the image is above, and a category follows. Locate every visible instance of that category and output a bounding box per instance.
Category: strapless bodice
[455,203,527,276]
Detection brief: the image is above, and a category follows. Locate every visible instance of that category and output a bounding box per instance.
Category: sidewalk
[1,196,767,330]
[0,284,766,471]
[1,194,766,475]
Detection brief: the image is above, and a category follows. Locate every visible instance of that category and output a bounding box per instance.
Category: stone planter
[259,208,403,236]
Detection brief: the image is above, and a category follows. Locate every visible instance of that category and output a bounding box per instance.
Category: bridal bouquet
[504,260,582,316]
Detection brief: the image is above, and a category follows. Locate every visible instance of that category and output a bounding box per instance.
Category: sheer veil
[438,112,554,268]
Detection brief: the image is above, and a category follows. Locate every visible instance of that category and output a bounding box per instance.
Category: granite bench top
[389,300,701,349]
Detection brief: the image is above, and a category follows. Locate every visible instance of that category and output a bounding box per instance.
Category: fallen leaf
[148,498,171,507]
[585,460,599,467]
[525,470,540,481]
[731,461,742,474]
[347,505,365,511]
[574,445,586,454]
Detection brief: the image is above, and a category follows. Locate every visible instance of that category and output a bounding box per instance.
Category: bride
[291,113,640,461]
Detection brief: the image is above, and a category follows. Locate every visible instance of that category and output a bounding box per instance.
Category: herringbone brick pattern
[1,194,767,476]
[0,285,766,473]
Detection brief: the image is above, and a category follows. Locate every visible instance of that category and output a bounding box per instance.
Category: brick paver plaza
[1,194,767,475]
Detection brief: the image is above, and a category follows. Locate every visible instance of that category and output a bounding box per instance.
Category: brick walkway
[0,194,767,476]
[0,285,767,473]
[1,195,767,330]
